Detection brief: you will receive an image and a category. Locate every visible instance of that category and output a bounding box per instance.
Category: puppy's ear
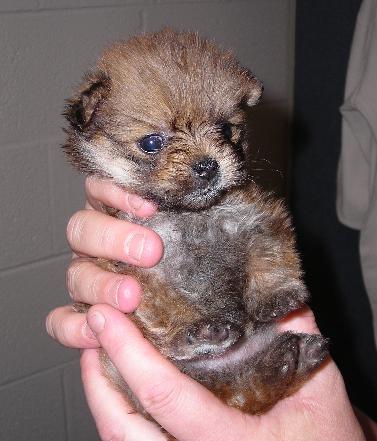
[64,72,109,130]
[244,74,263,106]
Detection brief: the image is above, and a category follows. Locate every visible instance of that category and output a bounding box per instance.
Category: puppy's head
[64,29,263,210]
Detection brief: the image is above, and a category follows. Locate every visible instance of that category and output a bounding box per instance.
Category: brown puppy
[63,29,328,423]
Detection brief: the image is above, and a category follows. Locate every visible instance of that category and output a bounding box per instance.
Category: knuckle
[138,378,181,418]
[46,309,70,346]
[108,180,123,200]
[57,316,72,346]
[98,221,117,255]
[89,270,105,303]
[67,211,87,248]
[45,310,57,339]
[85,175,99,196]
[66,261,83,299]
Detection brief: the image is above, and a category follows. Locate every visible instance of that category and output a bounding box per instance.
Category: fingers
[86,305,253,441]
[85,176,157,218]
[67,258,142,313]
[46,305,100,349]
[81,349,166,441]
[67,209,163,268]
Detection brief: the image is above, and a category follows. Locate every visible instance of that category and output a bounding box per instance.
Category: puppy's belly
[100,193,328,418]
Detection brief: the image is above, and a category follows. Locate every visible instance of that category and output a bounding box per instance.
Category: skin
[46,176,377,441]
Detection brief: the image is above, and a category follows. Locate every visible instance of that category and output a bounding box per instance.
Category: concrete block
[39,0,155,9]
[0,255,77,385]
[0,370,66,441]
[0,142,53,269]
[49,144,85,254]
[64,361,101,441]
[143,0,294,102]
[0,0,38,12]
[0,6,141,146]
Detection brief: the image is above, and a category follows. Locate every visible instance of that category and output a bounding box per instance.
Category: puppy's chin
[143,188,221,211]
[179,187,224,210]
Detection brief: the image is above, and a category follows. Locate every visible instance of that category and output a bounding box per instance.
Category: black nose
[192,158,219,181]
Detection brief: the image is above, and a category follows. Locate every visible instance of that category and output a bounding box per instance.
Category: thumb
[86,304,260,441]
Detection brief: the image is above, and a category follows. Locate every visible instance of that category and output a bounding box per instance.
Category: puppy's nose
[192,158,219,181]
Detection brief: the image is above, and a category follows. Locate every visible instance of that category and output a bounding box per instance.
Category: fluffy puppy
[64,29,328,421]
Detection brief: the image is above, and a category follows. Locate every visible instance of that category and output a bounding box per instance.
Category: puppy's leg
[244,242,309,323]
[237,189,308,322]
[217,331,328,414]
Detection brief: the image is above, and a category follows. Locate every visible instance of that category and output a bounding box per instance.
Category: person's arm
[46,176,371,441]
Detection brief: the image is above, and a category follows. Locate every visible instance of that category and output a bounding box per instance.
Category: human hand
[46,176,163,348]
[46,177,371,440]
[81,305,366,441]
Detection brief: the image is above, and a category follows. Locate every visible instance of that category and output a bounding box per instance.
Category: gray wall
[0,1,296,440]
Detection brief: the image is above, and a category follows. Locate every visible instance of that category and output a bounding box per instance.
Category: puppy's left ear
[64,71,110,131]
[244,74,263,106]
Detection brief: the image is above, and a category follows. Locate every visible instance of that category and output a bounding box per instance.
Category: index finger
[85,176,157,218]
[67,209,163,268]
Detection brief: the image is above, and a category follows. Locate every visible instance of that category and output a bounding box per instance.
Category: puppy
[63,29,328,422]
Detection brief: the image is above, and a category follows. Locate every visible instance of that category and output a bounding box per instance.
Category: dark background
[293,0,377,419]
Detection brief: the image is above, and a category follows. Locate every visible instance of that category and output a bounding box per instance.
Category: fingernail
[87,311,105,335]
[83,322,97,340]
[128,194,145,211]
[124,233,146,262]
[116,281,134,312]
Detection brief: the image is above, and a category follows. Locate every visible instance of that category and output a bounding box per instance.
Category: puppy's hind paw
[257,332,301,385]
[297,334,329,375]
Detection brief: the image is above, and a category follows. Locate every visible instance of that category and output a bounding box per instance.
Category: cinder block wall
[0,1,296,440]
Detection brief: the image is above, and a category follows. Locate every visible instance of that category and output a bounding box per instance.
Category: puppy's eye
[139,134,164,154]
[220,122,233,141]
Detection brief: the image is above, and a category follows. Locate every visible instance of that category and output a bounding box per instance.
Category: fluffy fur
[64,29,328,431]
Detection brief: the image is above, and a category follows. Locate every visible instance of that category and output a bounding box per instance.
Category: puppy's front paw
[253,290,306,323]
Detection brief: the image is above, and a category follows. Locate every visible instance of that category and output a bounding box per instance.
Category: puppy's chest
[118,200,261,300]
